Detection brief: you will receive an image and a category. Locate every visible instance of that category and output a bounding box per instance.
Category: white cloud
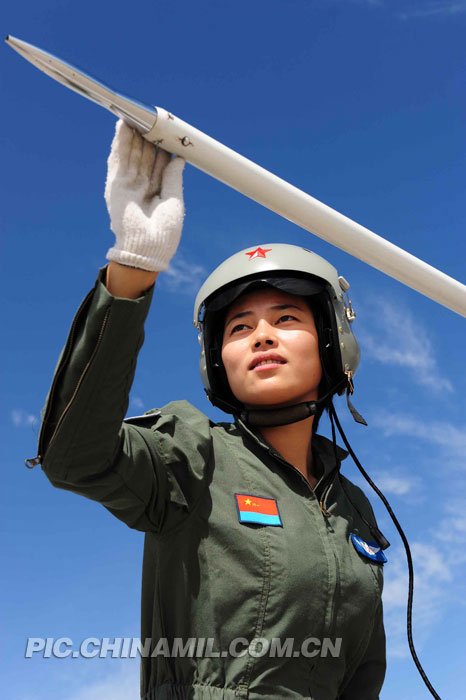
[384,541,453,659]
[369,470,419,496]
[371,412,466,459]
[358,297,453,394]
[398,1,466,19]
[65,661,139,700]
[345,0,466,19]
[11,409,38,428]
[348,461,421,499]
[130,395,145,410]
[411,542,453,582]
[368,409,466,656]
[161,255,207,295]
[435,498,466,548]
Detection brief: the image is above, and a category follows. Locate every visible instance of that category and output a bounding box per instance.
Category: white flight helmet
[193,243,360,427]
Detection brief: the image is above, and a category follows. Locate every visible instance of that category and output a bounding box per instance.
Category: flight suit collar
[233,417,348,487]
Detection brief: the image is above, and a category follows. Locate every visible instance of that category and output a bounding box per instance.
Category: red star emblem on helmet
[245,247,272,260]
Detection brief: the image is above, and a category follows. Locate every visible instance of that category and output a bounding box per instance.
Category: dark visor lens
[205,275,325,312]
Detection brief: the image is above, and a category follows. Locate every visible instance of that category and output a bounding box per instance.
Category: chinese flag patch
[235,493,282,526]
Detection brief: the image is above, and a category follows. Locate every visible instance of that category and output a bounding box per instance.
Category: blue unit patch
[350,533,388,564]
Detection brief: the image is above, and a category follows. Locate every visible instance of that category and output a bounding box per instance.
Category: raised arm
[105,261,159,298]
[31,121,186,532]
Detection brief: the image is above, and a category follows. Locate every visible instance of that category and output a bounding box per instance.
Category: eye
[230,323,249,334]
[230,315,298,334]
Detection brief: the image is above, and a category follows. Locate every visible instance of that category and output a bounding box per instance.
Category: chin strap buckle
[345,369,355,395]
[344,369,368,426]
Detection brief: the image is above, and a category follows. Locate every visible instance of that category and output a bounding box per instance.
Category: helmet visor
[204,274,325,313]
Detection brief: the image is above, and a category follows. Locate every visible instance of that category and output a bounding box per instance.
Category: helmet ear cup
[308,292,345,433]
[307,292,341,399]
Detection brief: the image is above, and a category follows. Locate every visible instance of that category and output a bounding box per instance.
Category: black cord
[328,402,442,700]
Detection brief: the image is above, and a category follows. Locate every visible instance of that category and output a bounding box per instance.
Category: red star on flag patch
[245,247,272,260]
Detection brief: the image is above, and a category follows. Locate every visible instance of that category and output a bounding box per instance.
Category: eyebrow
[224,303,305,329]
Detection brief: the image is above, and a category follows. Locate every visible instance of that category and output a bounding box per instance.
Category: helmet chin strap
[206,374,367,428]
[236,377,348,427]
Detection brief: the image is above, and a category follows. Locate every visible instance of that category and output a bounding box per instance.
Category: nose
[252,319,277,348]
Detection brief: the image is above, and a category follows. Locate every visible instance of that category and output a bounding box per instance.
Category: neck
[257,415,318,487]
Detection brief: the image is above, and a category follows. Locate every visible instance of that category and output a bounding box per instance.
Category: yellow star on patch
[245,498,252,505]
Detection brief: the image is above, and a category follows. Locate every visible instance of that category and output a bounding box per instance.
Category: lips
[249,353,287,370]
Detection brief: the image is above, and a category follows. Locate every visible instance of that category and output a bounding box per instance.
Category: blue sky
[1,0,465,698]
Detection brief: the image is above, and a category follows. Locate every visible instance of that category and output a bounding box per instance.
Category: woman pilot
[32,120,386,699]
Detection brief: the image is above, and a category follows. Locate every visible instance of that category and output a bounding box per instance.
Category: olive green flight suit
[32,266,386,699]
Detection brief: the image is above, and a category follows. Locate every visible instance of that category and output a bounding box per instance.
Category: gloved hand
[104,119,186,272]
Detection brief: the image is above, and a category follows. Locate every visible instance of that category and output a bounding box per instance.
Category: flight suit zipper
[314,471,343,642]
[267,447,341,641]
[237,426,343,664]
[25,290,111,467]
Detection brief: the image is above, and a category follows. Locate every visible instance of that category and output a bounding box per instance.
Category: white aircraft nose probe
[5,34,466,318]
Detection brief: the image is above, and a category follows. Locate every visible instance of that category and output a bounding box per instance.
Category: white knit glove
[104,119,186,272]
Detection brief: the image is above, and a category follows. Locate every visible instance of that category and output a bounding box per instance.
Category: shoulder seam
[123,409,162,424]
